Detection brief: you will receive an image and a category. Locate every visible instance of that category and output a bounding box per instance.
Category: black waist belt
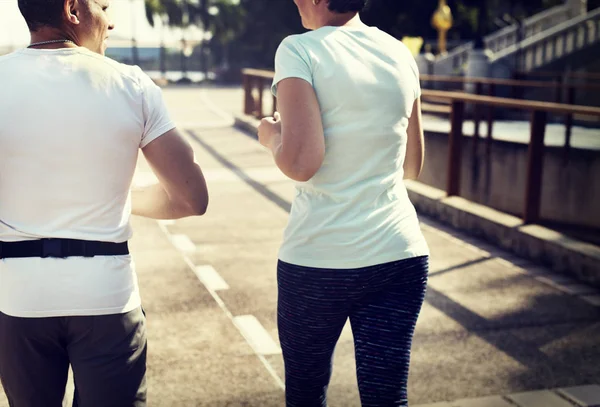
[0,239,129,259]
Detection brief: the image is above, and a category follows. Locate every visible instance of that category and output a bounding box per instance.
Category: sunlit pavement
[1,86,598,407]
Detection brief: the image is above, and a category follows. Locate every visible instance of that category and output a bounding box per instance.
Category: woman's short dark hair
[18,0,66,31]
[327,0,370,13]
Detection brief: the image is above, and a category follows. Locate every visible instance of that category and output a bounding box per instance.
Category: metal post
[553,76,563,103]
[447,100,465,196]
[524,110,548,224]
[486,84,496,140]
[473,82,483,140]
[564,86,575,161]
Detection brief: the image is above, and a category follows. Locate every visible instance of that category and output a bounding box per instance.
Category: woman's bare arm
[404,98,425,180]
[267,78,325,182]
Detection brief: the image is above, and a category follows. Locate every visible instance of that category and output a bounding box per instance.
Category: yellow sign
[402,37,424,57]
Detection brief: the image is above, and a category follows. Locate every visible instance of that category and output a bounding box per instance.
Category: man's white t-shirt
[272,26,430,269]
[0,47,175,317]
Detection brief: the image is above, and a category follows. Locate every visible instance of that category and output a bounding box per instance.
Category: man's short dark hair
[327,0,370,13]
[18,0,66,31]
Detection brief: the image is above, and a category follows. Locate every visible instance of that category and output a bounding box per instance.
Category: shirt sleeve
[408,51,422,100]
[137,68,176,148]
[271,36,313,97]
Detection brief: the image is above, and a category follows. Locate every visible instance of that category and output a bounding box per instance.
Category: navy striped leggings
[277,256,429,407]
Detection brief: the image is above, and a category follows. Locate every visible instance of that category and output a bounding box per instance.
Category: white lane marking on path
[169,234,197,253]
[156,221,285,390]
[234,315,282,356]
[194,265,230,291]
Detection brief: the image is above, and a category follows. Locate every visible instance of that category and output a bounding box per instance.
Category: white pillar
[465,49,492,92]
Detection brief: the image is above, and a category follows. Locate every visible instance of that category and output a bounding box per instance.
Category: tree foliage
[145,0,569,69]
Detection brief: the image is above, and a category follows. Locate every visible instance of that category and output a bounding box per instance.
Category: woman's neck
[320,13,365,29]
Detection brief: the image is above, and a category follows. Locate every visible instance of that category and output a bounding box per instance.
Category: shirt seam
[11,49,144,91]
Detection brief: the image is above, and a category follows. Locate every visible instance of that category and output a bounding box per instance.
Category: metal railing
[241,68,600,225]
[485,4,568,53]
[432,6,598,74]
[492,7,600,71]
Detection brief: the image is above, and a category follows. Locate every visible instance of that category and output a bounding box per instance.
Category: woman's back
[272,26,429,268]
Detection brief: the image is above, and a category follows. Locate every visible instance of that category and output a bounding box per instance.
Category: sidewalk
[1,86,598,407]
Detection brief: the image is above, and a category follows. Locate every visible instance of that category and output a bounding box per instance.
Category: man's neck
[29,27,78,49]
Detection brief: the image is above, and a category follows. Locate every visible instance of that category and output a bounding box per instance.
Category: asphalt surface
[1,86,598,407]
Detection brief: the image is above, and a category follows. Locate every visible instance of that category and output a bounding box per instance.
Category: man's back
[0,2,208,404]
[0,47,174,318]
[0,47,171,243]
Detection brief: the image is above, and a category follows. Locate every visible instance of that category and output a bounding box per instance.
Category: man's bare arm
[132,128,208,219]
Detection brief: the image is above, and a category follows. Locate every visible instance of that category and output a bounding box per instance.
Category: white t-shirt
[272,26,429,269]
[0,47,175,317]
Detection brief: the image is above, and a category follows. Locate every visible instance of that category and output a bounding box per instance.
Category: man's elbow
[188,192,209,215]
[189,198,208,216]
[178,187,209,216]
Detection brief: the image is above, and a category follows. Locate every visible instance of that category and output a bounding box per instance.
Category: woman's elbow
[279,151,324,182]
[403,160,424,180]
[285,159,323,182]
[286,166,320,182]
[403,170,420,181]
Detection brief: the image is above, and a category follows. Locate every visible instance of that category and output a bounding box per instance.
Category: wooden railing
[419,74,600,148]
[242,68,278,119]
[420,90,600,223]
[514,70,600,82]
[241,68,600,225]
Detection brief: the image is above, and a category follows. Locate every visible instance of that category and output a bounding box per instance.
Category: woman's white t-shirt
[272,26,429,269]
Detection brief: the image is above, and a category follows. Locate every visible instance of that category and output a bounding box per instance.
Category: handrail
[515,70,600,81]
[421,89,600,116]
[420,74,600,91]
[492,7,600,62]
[485,5,568,51]
[418,90,600,224]
[243,69,600,91]
[241,68,276,80]
[439,4,569,62]
[434,6,597,72]
[241,68,600,225]
[525,4,568,26]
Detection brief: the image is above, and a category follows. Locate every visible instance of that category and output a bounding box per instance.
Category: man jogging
[0,0,209,406]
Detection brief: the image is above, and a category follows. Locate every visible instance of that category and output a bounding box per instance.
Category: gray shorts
[0,307,147,407]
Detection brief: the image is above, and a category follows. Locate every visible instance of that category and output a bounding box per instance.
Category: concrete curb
[405,181,600,287]
[233,113,600,287]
